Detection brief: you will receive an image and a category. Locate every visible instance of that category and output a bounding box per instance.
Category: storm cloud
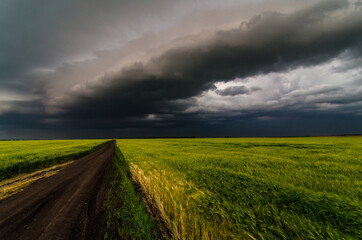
[54,1,362,117]
[0,0,361,138]
[216,86,262,96]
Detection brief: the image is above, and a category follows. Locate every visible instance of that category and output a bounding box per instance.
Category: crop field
[117,137,362,240]
[0,139,108,180]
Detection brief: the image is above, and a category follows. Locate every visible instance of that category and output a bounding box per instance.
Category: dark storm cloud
[314,92,362,105]
[0,99,43,114]
[0,0,196,79]
[216,86,262,96]
[1,0,232,107]
[1,0,362,138]
[55,0,362,122]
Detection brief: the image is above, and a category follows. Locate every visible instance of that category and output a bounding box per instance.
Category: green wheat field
[0,137,361,239]
[0,139,107,180]
[114,137,362,240]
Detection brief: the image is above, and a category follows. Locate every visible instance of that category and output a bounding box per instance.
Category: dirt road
[0,141,114,240]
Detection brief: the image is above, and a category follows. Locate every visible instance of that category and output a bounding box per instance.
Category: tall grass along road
[0,141,114,240]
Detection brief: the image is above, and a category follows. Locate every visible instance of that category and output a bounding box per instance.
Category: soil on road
[0,141,114,240]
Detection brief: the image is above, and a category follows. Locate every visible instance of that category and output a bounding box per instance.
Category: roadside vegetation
[99,144,157,240]
[117,137,362,240]
[0,139,108,180]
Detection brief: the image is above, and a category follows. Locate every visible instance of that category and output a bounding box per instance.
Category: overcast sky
[0,0,361,139]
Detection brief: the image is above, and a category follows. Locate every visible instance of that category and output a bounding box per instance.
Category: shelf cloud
[0,0,361,138]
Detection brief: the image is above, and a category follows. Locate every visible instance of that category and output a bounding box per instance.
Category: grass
[99,144,157,240]
[0,139,108,181]
[0,161,73,200]
[117,137,362,240]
